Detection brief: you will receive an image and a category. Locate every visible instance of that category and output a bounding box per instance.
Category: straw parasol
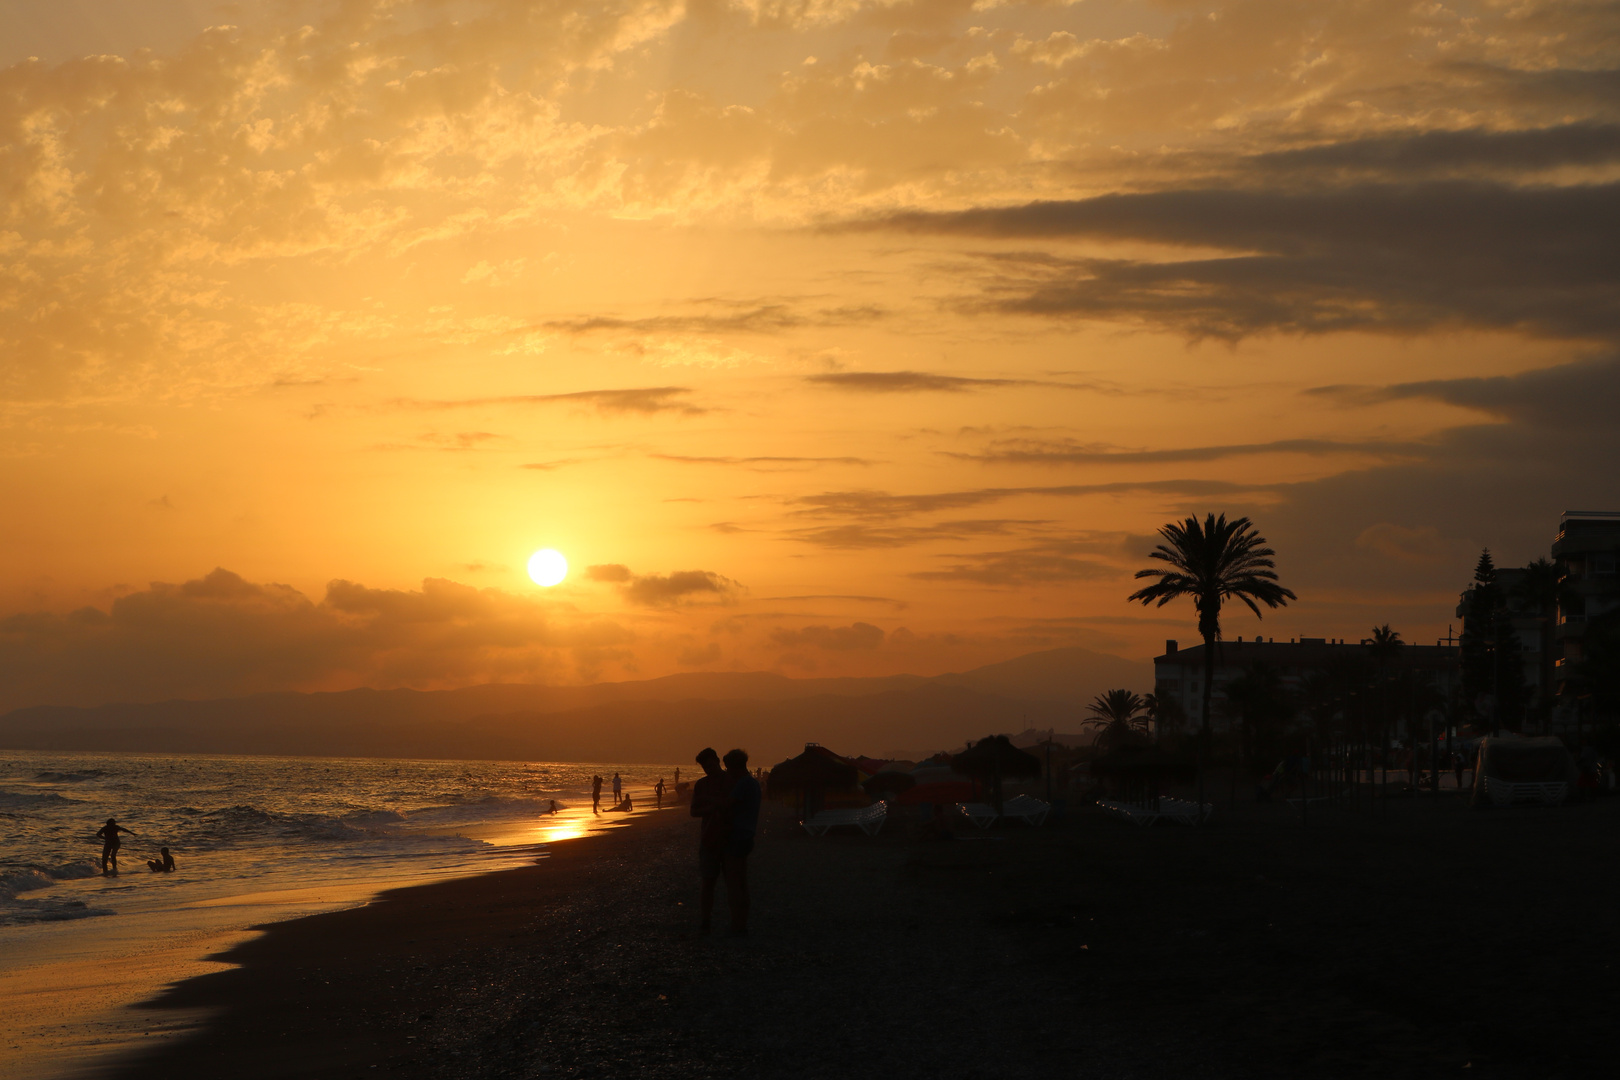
[768,744,860,818]
[952,735,1041,812]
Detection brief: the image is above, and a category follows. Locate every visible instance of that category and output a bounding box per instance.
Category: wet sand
[92,789,1620,1079]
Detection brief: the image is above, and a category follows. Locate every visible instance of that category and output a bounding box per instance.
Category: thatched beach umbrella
[768,744,860,819]
[952,735,1041,812]
[863,770,916,799]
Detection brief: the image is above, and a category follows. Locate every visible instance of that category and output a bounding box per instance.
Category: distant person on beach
[655,778,665,809]
[146,847,176,873]
[689,747,732,935]
[721,748,761,937]
[548,800,559,814]
[95,818,135,875]
[612,772,622,802]
[592,775,603,813]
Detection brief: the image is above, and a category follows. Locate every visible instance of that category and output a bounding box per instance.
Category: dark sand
[98,789,1620,1079]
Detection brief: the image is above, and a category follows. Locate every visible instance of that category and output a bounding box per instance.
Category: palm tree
[1129,513,1297,809]
[1083,689,1151,749]
[1364,624,1403,794]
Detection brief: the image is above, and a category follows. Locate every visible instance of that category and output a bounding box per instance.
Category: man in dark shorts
[689,747,733,936]
[721,748,761,937]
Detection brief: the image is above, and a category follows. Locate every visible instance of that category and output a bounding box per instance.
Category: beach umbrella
[768,744,860,818]
[863,770,916,798]
[952,735,1040,812]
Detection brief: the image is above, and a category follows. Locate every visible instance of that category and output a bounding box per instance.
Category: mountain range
[0,646,1149,765]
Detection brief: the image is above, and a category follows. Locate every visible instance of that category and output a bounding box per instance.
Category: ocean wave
[402,796,564,827]
[34,769,107,783]
[0,896,117,927]
[0,861,102,899]
[188,804,392,845]
[0,789,84,809]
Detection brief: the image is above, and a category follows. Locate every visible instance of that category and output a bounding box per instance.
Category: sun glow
[527,549,568,587]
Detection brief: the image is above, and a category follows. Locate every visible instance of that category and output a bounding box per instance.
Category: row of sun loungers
[801,802,889,836]
[1482,777,1568,807]
[1099,797,1213,827]
[954,795,1051,829]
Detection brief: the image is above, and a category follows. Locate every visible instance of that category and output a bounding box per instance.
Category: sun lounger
[1483,777,1568,807]
[802,803,888,836]
[1000,795,1051,826]
[1099,797,1211,826]
[954,802,1000,829]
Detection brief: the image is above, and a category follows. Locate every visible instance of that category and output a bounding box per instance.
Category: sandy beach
[90,788,1620,1080]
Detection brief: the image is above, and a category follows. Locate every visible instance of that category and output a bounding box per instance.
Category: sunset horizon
[7,1,1616,716]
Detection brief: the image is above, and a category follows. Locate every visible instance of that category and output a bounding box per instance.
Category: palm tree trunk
[1200,632,1214,814]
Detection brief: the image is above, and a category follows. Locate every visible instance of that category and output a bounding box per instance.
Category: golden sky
[2,0,1618,709]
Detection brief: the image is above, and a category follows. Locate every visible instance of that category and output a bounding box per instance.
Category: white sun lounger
[802,803,888,836]
[1100,797,1211,826]
[1483,777,1568,807]
[1000,795,1051,826]
[955,802,1000,829]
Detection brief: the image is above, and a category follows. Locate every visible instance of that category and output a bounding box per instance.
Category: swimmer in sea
[146,847,176,873]
[95,818,136,875]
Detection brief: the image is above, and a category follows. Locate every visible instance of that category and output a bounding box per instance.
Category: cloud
[911,543,1121,585]
[805,370,1025,393]
[653,453,874,470]
[788,518,1045,550]
[1308,355,1620,430]
[803,370,1104,393]
[545,301,884,336]
[1246,123,1620,182]
[0,568,632,711]
[790,480,1264,523]
[951,437,1425,466]
[1354,523,1463,566]
[769,622,885,650]
[587,563,743,606]
[860,182,1620,342]
[394,388,707,416]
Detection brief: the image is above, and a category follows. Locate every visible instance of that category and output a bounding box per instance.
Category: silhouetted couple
[690,747,760,937]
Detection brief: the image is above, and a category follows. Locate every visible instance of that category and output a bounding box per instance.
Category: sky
[2,0,1618,710]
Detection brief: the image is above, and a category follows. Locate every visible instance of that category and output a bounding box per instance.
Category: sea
[0,750,680,1078]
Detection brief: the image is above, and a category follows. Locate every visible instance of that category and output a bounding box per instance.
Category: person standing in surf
[95,818,136,875]
[591,774,603,813]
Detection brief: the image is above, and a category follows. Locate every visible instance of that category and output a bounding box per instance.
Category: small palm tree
[1083,689,1151,749]
[1129,513,1296,808]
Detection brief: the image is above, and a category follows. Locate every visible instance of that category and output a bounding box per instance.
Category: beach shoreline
[76,790,1620,1080]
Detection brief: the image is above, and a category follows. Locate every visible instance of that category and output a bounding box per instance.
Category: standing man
[591,774,603,814]
[721,749,760,937]
[689,748,732,936]
[655,777,665,809]
[95,818,136,876]
[611,772,622,804]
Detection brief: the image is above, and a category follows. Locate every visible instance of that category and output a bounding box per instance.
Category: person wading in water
[95,818,136,875]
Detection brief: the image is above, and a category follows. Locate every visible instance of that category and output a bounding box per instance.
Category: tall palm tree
[1364,624,1403,792]
[1083,689,1151,748]
[1129,513,1297,809]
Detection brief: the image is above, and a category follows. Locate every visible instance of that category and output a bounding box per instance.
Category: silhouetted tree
[1222,662,1295,795]
[1083,689,1151,749]
[1129,513,1296,809]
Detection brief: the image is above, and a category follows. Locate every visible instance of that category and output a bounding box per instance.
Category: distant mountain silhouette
[0,646,1148,765]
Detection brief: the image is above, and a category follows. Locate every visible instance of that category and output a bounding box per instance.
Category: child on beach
[94,818,136,875]
[655,778,665,808]
[147,847,176,873]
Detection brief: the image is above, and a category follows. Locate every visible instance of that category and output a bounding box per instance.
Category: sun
[527,548,568,587]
